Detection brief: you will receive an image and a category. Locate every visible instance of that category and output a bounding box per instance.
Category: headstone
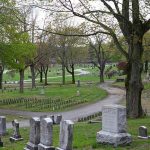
[0,116,6,135]
[10,119,23,141]
[0,136,3,147]
[138,126,149,139]
[40,89,45,95]
[38,118,55,150]
[40,115,47,120]
[50,115,55,124]
[56,120,74,150]
[24,117,40,150]
[55,115,62,124]
[96,105,132,147]
[77,80,80,87]
[76,90,80,96]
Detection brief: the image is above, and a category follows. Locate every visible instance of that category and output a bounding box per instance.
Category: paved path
[1,81,125,128]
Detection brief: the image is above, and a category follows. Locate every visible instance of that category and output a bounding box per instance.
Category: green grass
[1,117,150,150]
[0,84,107,112]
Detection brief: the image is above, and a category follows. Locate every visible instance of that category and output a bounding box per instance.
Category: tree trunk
[44,66,48,86]
[0,70,3,89]
[100,69,104,83]
[62,63,65,85]
[19,69,24,93]
[40,66,43,83]
[144,60,148,73]
[71,65,75,84]
[30,63,36,88]
[125,37,144,118]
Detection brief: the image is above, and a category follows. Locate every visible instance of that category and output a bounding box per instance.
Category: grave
[38,118,55,150]
[24,117,40,150]
[96,105,132,147]
[10,119,23,141]
[55,115,62,124]
[0,116,6,135]
[56,120,74,150]
[138,126,149,139]
[50,115,55,124]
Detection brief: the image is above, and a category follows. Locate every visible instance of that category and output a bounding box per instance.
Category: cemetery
[0,0,150,150]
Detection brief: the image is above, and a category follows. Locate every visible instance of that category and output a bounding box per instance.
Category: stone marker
[96,105,132,147]
[40,88,45,95]
[38,118,55,150]
[138,126,149,139]
[0,136,3,147]
[40,115,47,120]
[24,117,40,150]
[56,120,74,150]
[76,90,80,96]
[0,116,6,135]
[77,80,80,87]
[55,115,62,124]
[10,119,23,141]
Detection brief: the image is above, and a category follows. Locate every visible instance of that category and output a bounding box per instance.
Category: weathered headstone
[96,105,132,147]
[50,115,55,124]
[0,116,6,135]
[56,120,74,150]
[38,118,55,150]
[55,115,62,124]
[77,80,80,87]
[40,115,47,121]
[40,88,45,95]
[24,117,40,150]
[138,126,149,139]
[10,119,23,141]
[0,136,3,147]
[76,90,80,96]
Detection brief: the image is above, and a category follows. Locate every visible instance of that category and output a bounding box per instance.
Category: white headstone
[97,105,132,147]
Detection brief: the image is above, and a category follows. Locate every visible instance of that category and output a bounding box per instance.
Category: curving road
[0,81,125,128]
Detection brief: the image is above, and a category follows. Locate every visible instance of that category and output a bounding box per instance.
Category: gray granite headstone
[138,126,149,139]
[55,115,62,124]
[38,118,55,150]
[10,119,23,141]
[77,80,80,87]
[24,117,40,150]
[96,105,132,147]
[50,115,55,124]
[0,116,6,135]
[56,120,74,150]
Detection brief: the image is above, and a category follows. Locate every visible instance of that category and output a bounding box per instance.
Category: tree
[47,0,150,118]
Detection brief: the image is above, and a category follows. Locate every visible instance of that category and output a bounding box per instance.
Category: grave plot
[0,95,89,112]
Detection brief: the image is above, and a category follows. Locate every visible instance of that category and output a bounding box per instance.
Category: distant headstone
[10,119,23,141]
[38,118,55,150]
[56,120,74,150]
[97,105,132,147]
[24,117,40,150]
[76,90,80,96]
[40,115,47,120]
[0,116,6,135]
[0,136,3,147]
[138,126,149,139]
[77,80,80,87]
[40,89,45,95]
[55,115,62,124]
[50,115,55,124]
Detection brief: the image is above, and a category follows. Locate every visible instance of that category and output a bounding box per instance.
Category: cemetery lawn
[1,117,150,150]
[0,84,107,112]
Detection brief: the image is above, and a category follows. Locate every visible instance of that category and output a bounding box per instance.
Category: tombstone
[138,126,149,139]
[76,90,80,96]
[96,105,132,147]
[10,119,23,141]
[77,80,80,87]
[0,136,3,147]
[40,88,45,95]
[24,117,40,150]
[0,116,6,135]
[55,115,62,124]
[56,120,74,150]
[50,115,55,124]
[38,118,55,150]
[40,115,47,121]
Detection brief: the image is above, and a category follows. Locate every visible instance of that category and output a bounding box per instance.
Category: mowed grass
[1,117,150,150]
[0,84,107,112]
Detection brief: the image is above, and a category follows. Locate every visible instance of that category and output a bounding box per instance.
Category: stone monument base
[10,136,23,142]
[97,130,132,147]
[24,142,38,150]
[38,143,55,150]
[0,141,3,147]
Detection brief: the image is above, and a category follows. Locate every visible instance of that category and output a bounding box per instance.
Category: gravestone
[38,118,55,150]
[138,126,149,139]
[40,89,45,95]
[76,90,80,96]
[10,119,23,141]
[40,115,47,120]
[77,80,80,87]
[56,120,74,150]
[50,115,55,124]
[96,105,132,147]
[24,117,40,150]
[0,136,3,147]
[55,115,62,124]
[0,116,6,135]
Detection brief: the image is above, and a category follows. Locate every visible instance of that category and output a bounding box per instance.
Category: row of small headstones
[78,112,101,122]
